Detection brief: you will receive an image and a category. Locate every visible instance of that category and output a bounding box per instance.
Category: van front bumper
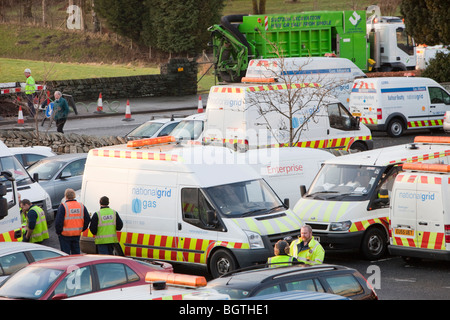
[313,231,364,251]
[230,247,273,268]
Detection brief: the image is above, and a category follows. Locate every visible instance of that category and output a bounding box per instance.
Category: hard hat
[24,68,31,73]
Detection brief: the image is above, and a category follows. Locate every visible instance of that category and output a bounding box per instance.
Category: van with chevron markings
[389,161,450,261]
[293,136,450,260]
[79,136,302,278]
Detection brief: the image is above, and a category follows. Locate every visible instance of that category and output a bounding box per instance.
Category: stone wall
[43,58,197,101]
[0,130,123,154]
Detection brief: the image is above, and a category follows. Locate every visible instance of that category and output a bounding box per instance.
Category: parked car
[125,117,183,140]
[10,146,56,168]
[205,264,377,300]
[27,153,87,213]
[170,113,205,142]
[0,254,173,300]
[0,242,66,283]
[444,111,450,133]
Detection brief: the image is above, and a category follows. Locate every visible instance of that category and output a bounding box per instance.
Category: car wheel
[360,228,387,260]
[387,118,405,138]
[210,249,237,278]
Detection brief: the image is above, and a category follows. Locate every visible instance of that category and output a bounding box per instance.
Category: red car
[0,254,173,300]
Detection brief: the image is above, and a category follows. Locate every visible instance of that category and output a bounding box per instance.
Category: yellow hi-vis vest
[267,255,295,267]
[25,76,36,95]
[29,205,49,243]
[95,208,119,245]
[290,238,325,265]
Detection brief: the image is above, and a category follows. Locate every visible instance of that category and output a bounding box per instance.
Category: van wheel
[360,228,387,260]
[387,119,405,138]
[349,141,368,152]
[210,249,237,278]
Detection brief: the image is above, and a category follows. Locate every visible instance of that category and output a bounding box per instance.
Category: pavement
[0,93,208,127]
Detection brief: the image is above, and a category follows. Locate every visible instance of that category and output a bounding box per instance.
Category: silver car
[27,153,87,213]
[0,242,66,283]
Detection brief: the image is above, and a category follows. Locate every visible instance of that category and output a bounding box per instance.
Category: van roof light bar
[414,136,450,144]
[402,163,450,173]
[127,135,177,148]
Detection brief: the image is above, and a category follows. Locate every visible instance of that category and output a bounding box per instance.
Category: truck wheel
[387,118,405,137]
[210,249,237,278]
[360,228,387,260]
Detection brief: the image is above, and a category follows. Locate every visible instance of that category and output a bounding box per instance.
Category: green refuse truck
[209,5,416,82]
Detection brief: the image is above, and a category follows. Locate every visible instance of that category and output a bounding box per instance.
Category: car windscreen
[0,266,63,299]
[203,179,284,218]
[0,155,33,187]
[306,164,382,201]
[170,120,203,140]
[127,122,164,138]
[28,160,66,181]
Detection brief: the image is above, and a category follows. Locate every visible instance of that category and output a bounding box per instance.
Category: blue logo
[132,198,142,214]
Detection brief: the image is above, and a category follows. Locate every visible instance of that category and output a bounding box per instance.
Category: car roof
[10,146,55,156]
[0,242,66,256]
[27,254,136,270]
[144,117,184,124]
[208,264,353,286]
[37,153,87,162]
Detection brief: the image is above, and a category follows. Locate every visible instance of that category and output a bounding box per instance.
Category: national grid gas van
[349,77,450,137]
[293,136,450,260]
[389,161,450,261]
[203,82,373,152]
[243,57,367,109]
[79,137,302,278]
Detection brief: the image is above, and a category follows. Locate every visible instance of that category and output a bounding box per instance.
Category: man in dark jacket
[53,90,70,133]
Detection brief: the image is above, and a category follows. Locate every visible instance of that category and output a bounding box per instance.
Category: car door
[428,86,450,126]
[53,158,86,208]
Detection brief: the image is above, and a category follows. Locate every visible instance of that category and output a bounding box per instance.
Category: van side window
[429,87,450,105]
[181,188,221,230]
[327,103,354,130]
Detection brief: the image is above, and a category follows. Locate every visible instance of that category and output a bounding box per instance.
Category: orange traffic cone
[197,95,204,113]
[94,93,105,114]
[122,99,134,121]
[17,106,24,124]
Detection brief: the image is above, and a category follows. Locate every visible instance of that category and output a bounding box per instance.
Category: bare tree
[252,0,266,14]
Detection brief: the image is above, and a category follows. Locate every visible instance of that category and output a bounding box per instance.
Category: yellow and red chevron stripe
[396,174,443,185]
[0,229,20,242]
[83,230,249,264]
[91,149,181,162]
[260,136,372,151]
[393,232,445,250]
[361,117,377,125]
[388,149,450,165]
[408,119,443,128]
[212,83,321,94]
[349,217,389,233]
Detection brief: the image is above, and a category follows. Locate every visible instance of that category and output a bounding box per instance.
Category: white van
[349,77,450,137]
[293,136,450,260]
[0,170,21,242]
[79,137,302,278]
[0,141,52,235]
[204,83,373,152]
[243,57,367,109]
[389,161,450,261]
[238,147,336,207]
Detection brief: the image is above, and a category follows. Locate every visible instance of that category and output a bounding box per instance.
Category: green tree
[421,52,450,83]
[400,0,450,45]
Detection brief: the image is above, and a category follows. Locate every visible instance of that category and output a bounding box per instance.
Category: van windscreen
[306,164,382,201]
[204,179,284,218]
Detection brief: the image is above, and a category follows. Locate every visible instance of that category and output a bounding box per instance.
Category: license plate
[394,228,414,237]
[352,112,361,117]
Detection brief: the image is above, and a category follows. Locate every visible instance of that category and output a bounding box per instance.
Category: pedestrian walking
[53,91,70,133]
[55,188,90,254]
[89,196,123,255]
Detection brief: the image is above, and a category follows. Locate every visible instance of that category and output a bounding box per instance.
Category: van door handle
[430,105,436,108]
[418,221,428,226]
[178,223,182,230]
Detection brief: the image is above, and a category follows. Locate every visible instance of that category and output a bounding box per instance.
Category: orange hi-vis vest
[62,201,84,236]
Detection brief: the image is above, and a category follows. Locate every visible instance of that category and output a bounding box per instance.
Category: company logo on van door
[398,191,436,202]
[131,187,173,214]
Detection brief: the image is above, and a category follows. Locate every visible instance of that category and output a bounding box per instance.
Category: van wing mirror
[300,185,307,197]
[205,210,219,229]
